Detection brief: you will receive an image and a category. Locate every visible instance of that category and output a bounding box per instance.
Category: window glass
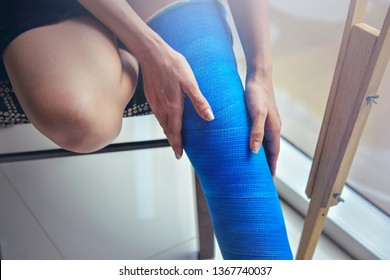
[268,0,390,215]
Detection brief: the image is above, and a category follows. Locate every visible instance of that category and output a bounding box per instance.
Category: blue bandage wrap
[148,0,293,259]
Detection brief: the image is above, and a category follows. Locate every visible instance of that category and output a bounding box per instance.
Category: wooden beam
[306,0,368,198]
[297,2,390,259]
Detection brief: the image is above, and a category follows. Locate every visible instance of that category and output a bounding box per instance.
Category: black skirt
[0,0,91,57]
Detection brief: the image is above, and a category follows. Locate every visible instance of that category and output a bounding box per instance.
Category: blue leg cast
[148,0,293,260]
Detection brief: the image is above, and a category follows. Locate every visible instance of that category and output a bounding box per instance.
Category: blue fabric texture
[148,0,292,259]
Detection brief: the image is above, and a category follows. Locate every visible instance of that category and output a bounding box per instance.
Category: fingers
[159,78,211,160]
[143,52,214,159]
[164,80,214,160]
[142,52,214,160]
[180,77,215,122]
[251,121,280,177]
[249,104,281,178]
[166,110,184,160]
[152,101,184,160]
[165,80,213,160]
[263,128,280,178]
[249,109,267,154]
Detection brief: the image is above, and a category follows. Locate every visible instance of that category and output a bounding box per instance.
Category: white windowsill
[276,137,390,259]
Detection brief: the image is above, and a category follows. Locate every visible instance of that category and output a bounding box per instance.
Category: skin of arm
[227,0,281,177]
[77,0,214,159]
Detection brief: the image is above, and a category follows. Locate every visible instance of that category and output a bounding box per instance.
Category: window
[268,0,390,258]
[270,0,390,216]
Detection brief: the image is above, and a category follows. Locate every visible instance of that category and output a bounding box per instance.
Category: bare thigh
[3,16,138,152]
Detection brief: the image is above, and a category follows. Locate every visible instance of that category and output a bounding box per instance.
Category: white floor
[0,117,351,260]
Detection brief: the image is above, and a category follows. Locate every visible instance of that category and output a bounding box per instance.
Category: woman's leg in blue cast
[148,1,293,260]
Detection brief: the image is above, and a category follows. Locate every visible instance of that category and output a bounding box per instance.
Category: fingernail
[175,151,182,160]
[204,108,215,121]
[251,141,260,153]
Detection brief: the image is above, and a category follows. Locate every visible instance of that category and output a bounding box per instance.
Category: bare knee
[33,100,123,153]
[59,113,122,154]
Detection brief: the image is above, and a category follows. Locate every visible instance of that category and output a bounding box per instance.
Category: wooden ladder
[296,0,390,260]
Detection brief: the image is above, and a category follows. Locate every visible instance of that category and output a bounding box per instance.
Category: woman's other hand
[228,0,279,176]
[246,73,281,178]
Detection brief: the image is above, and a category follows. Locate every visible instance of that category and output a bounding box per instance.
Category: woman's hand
[140,45,214,159]
[227,0,279,176]
[76,1,214,159]
[245,74,282,178]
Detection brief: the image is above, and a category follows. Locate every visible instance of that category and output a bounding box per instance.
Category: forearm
[227,0,272,78]
[77,0,167,64]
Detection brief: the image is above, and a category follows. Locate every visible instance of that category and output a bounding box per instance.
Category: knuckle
[164,126,180,137]
[271,120,282,134]
[190,95,207,111]
[163,127,173,137]
[278,118,282,130]
[252,109,267,122]
[270,150,280,158]
[184,79,197,90]
[176,52,186,61]
[251,130,264,140]
[264,131,273,142]
[165,102,181,113]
